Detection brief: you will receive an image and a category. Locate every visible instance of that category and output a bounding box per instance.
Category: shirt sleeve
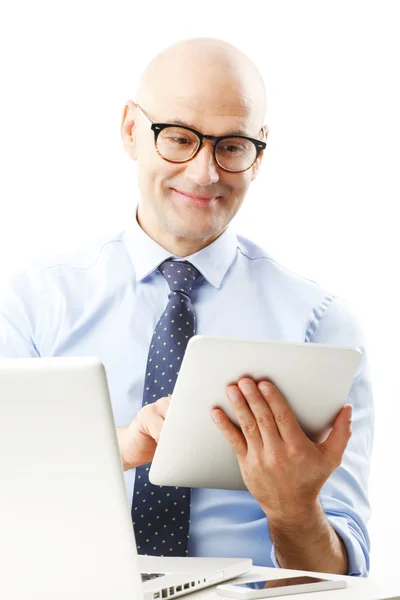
[270,295,373,576]
[0,263,46,358]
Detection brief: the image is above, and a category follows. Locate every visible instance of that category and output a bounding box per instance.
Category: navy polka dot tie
[132,260,203,556]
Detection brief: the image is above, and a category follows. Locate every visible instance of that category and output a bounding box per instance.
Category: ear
[251,124,269,182]
[121,99,138,161]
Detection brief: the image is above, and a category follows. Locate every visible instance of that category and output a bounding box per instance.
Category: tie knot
[158,260,201,297]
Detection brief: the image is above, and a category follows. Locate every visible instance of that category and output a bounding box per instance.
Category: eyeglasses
[134,103,267,173]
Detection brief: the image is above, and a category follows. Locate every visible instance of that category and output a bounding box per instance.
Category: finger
[257,381,305,444]
[140,408,166,443]
[237,378,281,447]
[226,385,263,449]
[211,408,247,458]
[318,404,352,467]
[154,396,171,418]
[148,414,166,443]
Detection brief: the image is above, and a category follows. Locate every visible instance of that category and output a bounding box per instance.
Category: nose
[184,141,220,186]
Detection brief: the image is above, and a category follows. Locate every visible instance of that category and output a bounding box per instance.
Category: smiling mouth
[170,188,220,202]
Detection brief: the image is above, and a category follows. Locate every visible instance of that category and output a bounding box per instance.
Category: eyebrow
[167,118,251,138]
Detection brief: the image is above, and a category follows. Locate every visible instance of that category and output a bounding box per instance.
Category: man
[0,37,372,577]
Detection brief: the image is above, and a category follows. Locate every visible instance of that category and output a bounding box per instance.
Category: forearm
[266,500,349,575]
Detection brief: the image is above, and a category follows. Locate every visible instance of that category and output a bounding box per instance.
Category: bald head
[136,37,267,133]
[123,38,269,257]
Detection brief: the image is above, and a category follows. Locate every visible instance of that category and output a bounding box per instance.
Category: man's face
[123,67,266,248]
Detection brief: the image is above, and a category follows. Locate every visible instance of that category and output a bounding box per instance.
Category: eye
[227,144,242,153]
[167,136,194,145]
[219,143,245,154]
[160,127,198,147]
[217,137,254,156]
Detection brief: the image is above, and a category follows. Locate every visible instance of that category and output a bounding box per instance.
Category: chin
[174,208,229,235]
[184,209,227,232]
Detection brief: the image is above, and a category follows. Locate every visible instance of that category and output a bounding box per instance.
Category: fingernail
[258,382,271,394]
[347,405,353,421]
[212,410,222,423]
[227,388,237,400]
[240,383,252,394]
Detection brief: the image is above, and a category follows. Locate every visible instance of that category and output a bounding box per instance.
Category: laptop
[0,356,252,600]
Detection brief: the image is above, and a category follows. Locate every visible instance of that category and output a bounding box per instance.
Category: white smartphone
[216,575,347,598]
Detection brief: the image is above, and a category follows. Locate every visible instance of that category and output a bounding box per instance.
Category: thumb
[319,404,353,465]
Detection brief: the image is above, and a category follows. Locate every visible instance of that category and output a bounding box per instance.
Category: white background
[0,0,399,577]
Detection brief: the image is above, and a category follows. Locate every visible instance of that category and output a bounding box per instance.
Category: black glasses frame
[135,103,267,173]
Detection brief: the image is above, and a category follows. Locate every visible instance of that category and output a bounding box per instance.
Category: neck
[136,205,222,257]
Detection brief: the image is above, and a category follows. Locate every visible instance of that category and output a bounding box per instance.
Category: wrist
[264,498,323,531]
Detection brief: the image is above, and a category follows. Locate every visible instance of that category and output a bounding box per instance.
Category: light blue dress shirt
[0,209,373,576]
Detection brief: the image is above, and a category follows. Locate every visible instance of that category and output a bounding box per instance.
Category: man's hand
[117,396,171,470]
[211,377,352,521]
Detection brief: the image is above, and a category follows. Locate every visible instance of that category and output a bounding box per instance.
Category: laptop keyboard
[141,572,165,582]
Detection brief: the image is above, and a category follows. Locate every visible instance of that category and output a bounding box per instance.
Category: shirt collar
[123,207,239,289]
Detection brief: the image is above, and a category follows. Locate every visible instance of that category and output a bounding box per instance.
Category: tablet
[149,335,361,491]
